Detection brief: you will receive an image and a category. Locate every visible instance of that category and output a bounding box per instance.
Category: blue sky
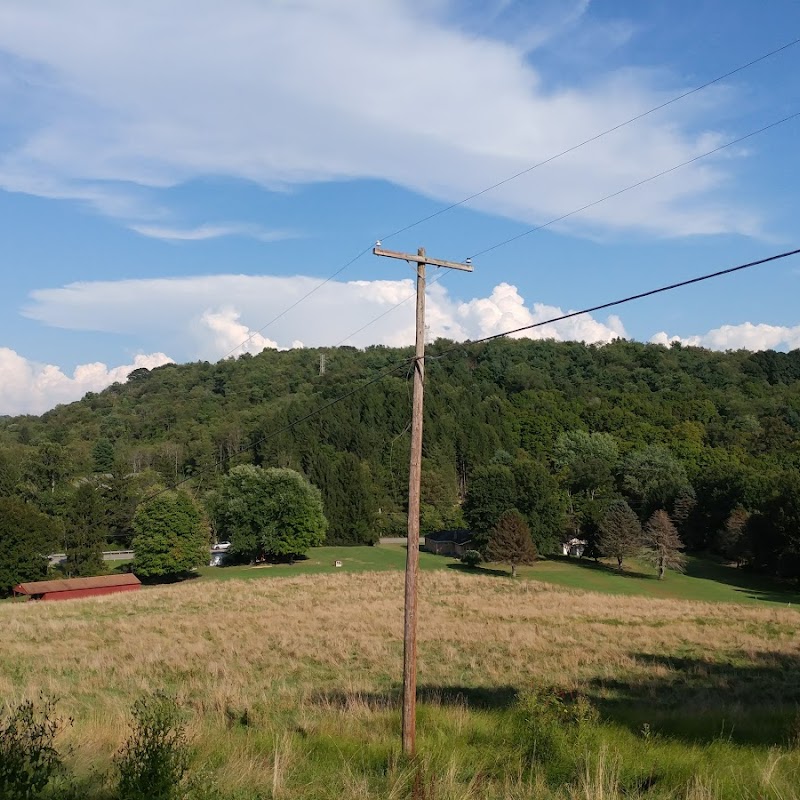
[0,0,799,414]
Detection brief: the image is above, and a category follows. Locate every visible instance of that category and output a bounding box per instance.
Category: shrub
[0,695,68,800]
[513,686,599,784]
[460,549,482,568]
[115,693,190,800]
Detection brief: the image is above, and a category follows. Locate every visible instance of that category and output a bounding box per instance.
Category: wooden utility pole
[372,243,473,756]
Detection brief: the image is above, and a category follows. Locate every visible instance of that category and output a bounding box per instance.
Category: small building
[561,537,587,557]
[424,530,474,558]
[13,574,141,601]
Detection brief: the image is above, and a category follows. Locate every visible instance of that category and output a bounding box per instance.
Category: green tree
[92,438,115,473]
[511,458,565,556]
[553,431,619,498]
[64,482,106,577]
[487,510,537,578]
[622,446,692,520]
[463,464,515,539]
[641,509,686,580]
[132,491,209,580]
[598,499,641,571]
[0,498,60,595]
[217,465,327,561]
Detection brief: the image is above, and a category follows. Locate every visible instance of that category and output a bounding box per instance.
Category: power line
[136,354,415,507]
[218,245,373,360]
[217,36,800,358]
[379,35,800,243]
[334,109,800,347]
[137,246,800,508]
[468,110,800,259]
[432,247,800,356]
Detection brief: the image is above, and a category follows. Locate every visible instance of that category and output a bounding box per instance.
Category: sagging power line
[136,246,800,510]
[218,36,800,359]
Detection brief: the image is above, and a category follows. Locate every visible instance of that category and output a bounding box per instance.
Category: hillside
[1,339,799,575]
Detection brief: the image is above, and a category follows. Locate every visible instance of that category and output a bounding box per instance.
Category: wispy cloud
[0,0,761,238]
[130,223,298,243]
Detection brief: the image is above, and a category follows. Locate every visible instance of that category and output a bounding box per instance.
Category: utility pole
[373,243,473,756]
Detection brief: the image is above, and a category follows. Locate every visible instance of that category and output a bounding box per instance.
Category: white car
[212,541,231,551]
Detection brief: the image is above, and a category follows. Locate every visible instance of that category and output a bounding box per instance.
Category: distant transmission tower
[319,353,326,376]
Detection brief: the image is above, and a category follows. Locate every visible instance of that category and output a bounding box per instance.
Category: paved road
[48,550,134,565]
[49,539,418,566]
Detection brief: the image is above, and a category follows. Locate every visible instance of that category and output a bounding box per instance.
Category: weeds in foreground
[115,692,190,800]
[0,695,68,800]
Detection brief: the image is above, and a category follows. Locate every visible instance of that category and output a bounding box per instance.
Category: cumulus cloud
[23,273,628,364]
[199,309,279,356]
[457,282,626,342]
[0,0,759,237]
[651,322,800,351]
[0,350,173,416]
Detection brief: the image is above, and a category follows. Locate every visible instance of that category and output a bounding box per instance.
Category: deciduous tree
[216,465,327,562]
[641,509,686,580]
[132,491,209,580]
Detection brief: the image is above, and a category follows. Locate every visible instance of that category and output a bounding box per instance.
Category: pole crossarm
[372,246,473,272]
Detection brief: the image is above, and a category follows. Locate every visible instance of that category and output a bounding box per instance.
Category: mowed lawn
[197,544,800,609]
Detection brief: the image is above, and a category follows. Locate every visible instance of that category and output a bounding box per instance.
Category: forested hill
[2,339,800,576]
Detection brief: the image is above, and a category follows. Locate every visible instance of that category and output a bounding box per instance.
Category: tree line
[0,338,799,593]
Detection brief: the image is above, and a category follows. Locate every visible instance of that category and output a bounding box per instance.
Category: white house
[561,537,587,557]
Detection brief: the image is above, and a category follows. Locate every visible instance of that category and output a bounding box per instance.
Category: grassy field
[196,545,800,609]
[2,561,800,799]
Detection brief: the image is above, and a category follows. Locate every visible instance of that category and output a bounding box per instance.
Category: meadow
[2,554,800,799]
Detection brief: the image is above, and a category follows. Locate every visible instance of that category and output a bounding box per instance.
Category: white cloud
[130,223,298,242]
[651,322,800,351]
[457,282,625,342]
[23,272,628,364]
[0,349,173,416]
[8,270,800,413]
[0,0,759,237]
[199,309,279,356]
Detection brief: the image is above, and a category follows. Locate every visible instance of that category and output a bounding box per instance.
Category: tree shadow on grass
[311,685,519,712]
[683,557,800,606]
[585,650,800,746]
[446,563,511,578]
[546,554,655,581]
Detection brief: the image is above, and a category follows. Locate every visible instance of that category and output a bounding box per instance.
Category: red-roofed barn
[13,574,141,601]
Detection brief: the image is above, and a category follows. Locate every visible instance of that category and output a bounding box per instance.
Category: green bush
[115,693,190,800]
[0,695,68,800]
[460,549,483,568]
[513,686,600,784]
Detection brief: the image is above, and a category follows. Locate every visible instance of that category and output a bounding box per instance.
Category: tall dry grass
[1,570,799,798]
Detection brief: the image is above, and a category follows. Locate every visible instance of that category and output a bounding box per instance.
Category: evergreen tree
[598,499,642,571]
[641,509,686,580]
[511,458,565,555]
[92,438,115,473]
[487,510,537,578]
[132,491,209,580]
[64,482,106,577]
[463,464,515,541]
[0,498,60,595]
